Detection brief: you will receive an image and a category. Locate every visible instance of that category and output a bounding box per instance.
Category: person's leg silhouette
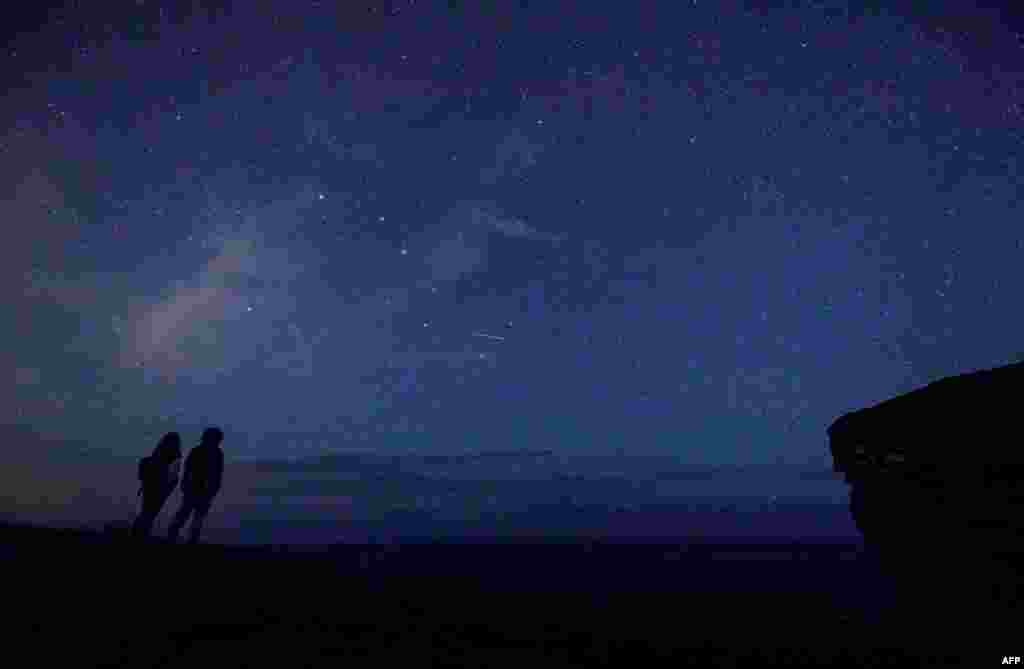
[131,509,156,539]
[186,498,212,544]
[132,490,170,539]
[167,497,196,543]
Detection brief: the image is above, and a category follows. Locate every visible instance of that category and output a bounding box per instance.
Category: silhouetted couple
[131,427,225,544]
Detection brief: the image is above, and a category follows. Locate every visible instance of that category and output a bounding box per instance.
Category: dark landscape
[2,518,1018,667]
[8,360,1024,667]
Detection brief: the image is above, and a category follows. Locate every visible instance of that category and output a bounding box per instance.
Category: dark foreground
[3,522,1017,667]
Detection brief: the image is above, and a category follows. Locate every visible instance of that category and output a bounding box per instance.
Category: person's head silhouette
[154,432,182,461]
[200,427,224,447]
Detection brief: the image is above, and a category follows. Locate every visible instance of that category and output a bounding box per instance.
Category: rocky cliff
[827,361,1024,605]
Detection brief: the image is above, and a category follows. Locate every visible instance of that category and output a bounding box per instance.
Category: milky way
[4,2,1024,465]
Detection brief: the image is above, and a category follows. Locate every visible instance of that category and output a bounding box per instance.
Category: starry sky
[4,1,1024,477]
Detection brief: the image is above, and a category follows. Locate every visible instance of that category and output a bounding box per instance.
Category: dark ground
[2,521,1017,667]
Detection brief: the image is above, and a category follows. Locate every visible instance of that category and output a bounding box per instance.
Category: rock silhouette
[828,360,1024,608]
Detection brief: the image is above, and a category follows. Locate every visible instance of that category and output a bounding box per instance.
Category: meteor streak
[472,332,506,341]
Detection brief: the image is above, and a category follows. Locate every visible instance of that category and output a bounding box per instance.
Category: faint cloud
[468,204,567,243]
[424,230,487,282]
[479,128,543,185]
[416,199,565,287]
[412,201,491,285]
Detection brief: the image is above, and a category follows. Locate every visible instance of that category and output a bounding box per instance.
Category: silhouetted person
[131,432,183,539]
[167,427,224,545]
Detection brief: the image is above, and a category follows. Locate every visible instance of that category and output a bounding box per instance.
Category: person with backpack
[131,432,183,539]
[167,427,225,545]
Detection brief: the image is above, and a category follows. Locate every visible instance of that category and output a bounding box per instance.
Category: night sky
[4,0,1024,499]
